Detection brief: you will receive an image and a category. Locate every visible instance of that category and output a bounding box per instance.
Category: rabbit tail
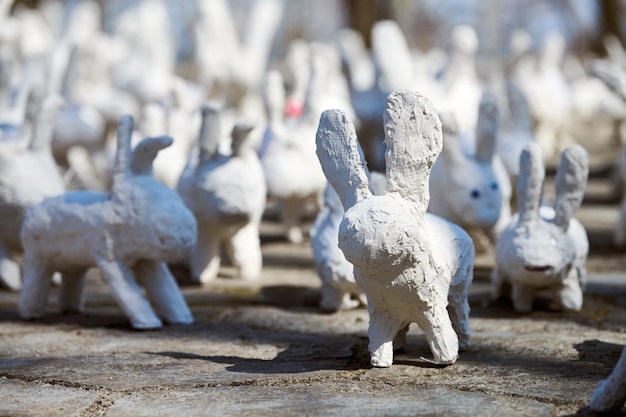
[384,90,442,213]
[553,145,589,230]
[316,109,371,211]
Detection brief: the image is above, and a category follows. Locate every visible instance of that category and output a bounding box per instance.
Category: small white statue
[429,91,511,246]
[589,346,626,413]
[18,115,196,329]
[492,142,589,312]
[178,103,266,283]
[0,92,65,290]
[310,172,386,312]
[315,90,474,367]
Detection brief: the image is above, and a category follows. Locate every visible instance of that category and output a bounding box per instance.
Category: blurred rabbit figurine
[0,92,65,290]
[178,103,266,283]
[310,172,386,311]
[19,115,196,329]
[315,90,474,367]
[429,92,511,246]
[492,142,589,312]
[588,346,626,413]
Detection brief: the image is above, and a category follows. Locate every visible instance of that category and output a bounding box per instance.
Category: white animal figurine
[589,346,626,413]
[178,103,266,283]
[315,90,474,367]
[492,142,589,313]
[429,92,511,246]
[260,70,326,244]
[310,172,386,312]
[18,115,196,329]
[0,92,65,291]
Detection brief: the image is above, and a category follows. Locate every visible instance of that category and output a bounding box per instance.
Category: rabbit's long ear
[517,142,544,225]
[384,90,442,212]
[553,145,589,231]
[316,109,371,211]
[231,120,255,155]
[130,136,173,176]
[437,111,464,163]
[197,101,222,162]
[263,70,285,124]
[112,115,134,187]
[475,91,498,163]
[29,93,64,152]
[371,20,414,91]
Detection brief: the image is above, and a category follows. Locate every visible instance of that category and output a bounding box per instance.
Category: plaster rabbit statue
[260,70,326,244]
[0,92,65,290]
[178,102,266,283]
[18,115,196,329]
[492,142,589,313]
[429,91,512,247]
[310,172,386,312]
[315,90,475,367]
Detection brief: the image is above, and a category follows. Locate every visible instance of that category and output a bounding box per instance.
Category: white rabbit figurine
[315,90,474,367]
[492,142,589,312]
[178,102,266,283]
[0,92,65,291]
[18,115,196,329]
[429,91,511,245]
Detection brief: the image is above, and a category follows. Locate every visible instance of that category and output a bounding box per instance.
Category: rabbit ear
[553,145,589,230]
[263,70,285,124]
[517,142,545,225]
[384,90,442,212]
[197,101,222,162]
[475,91,498,163]
[130,136,173,176]
[437,111,464,163]
[29,93,64,152]
[112,115,134,188]
[316,109,371,211]
[230,120,255,154]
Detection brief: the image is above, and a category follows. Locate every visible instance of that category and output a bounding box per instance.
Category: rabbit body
[492,142,589,312]
[316,90,474,368]
[19,116,196,329]
[178,104,266,283]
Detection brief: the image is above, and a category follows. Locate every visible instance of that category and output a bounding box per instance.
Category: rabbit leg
[59,268,88,314]
[448,266,473,349]
[614,200,626,247]
[134,260,193,324]
[554,269,583,312]
[393,324,410,352]
[97,259,162,329]
[0,244,21,291]
[320,284,358,311]
[414,303,459,365]
[227,222,262,280]
[18,255,53,319]
[490,265,506,300]
[281,198,303,244]
[368,309,403,367]
[511,283,534,313]
[589,346,626,413]
[190,224,221,284]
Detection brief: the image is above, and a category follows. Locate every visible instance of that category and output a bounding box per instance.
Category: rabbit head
[435,93,502,228]
[505,142,588,286]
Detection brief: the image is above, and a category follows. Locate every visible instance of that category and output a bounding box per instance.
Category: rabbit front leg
[320,284,358,311]
[511,282,535,313]
[0,244,21,290]
[18,255,53,319]
[447,265,473,349]
[227,222,262,280]
[59,268,88,314]
[281,198,304,244]
[97,259,162,329]
[553,267,583,312]
[393,324,410,352]
[614,199,626,247]
[414,303,459,365]
[134,260,193,324]
[190,223,221,284]
[368,308,404,368]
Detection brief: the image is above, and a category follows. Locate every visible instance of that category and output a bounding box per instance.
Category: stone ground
[2,142,626,416]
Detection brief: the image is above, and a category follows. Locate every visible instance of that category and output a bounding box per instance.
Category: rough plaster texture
[0,92,65,291]
[178,102,266,283]
[315,90,474,367]
[18,115,196,329]
[429,91,512,247]
[493,142,589,313]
